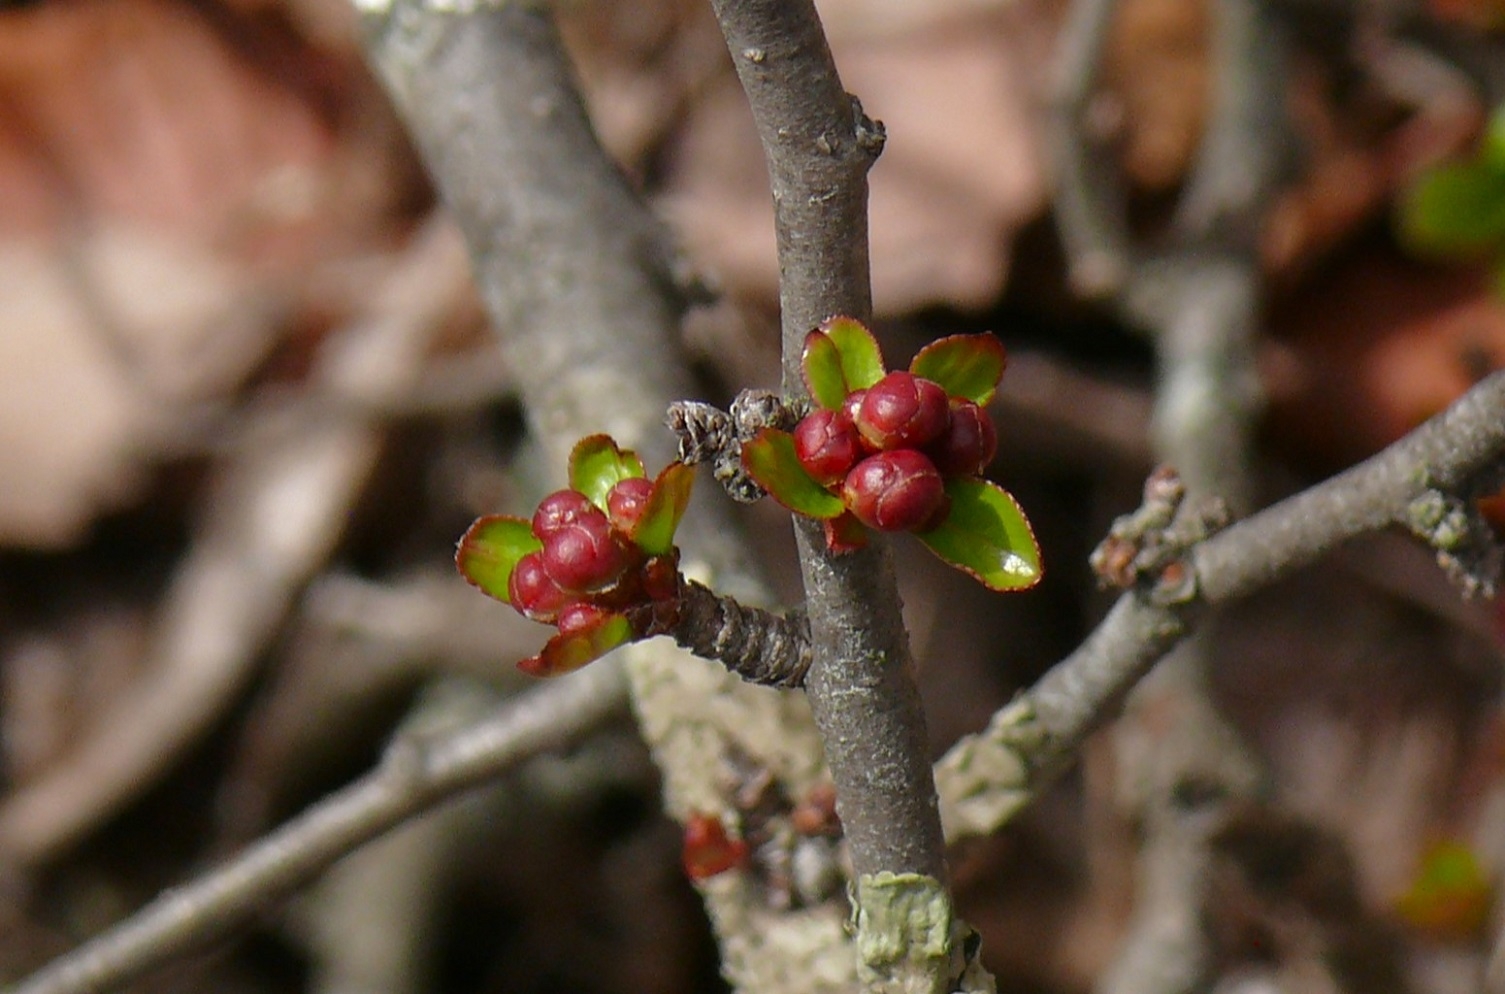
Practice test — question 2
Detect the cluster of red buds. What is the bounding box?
[456,436,692,676]
[739,317,1041,591]
[509,484,677,625]
[793,369,997,534]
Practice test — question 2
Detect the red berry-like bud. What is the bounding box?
[854,372,949,451]
[606,476,655,533]
[842,449,948,532]
[926,399,997,476]
[841,388,868,426]
[682,812,748,881]
[793,409,863,486]
[508,551,576,622]
[532,489,598,539]
[541,512,630,592]
[556,601,612,636]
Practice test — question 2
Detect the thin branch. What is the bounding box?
[673,579,811,688]
[1050,0,1132,298]
[1053,0,1292,986]
[706,2,963,991]
[3,662,629,994]
[936,369,1505,840]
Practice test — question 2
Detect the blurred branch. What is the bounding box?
[0,218,471,868]
[1050,0,1292,987]
[1051,0,1132,299]
[3,661,629,994]
[705,2,974,992]
[937,368,1505,837]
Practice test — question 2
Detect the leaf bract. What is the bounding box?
[741,429,845,519]
[909,334,1008,405]
[570,435,647,509]
[455,515,541,603]
[518,612,634,677]
[916,478,1041,591]
[631,462,695,555]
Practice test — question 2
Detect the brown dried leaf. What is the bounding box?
[660,12,1049,315]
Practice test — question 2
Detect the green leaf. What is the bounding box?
[916,478,1041,591]
[631,462,695,555]
[740,429,846,519]
[1399,160,1505,257]
[909,334,1008,405]
[802,318,887,409]
[821,316,886,392]
[455,515,541,603]
[570,435,647,509]
[518,612,634,677]
[802,331,850,410]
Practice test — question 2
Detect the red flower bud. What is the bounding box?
[926,398,997,476]
[841,388,868,427]
[532,489,599,539]
[793,409,863,486]
[682,812,748,881]
[842,449,948,532]
[541,512,630,592]
[556,601,612,636]
[606,476,655,533]
[854,372,949,451]
[508,551,576,622]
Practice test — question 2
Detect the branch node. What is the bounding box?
[1091,465,1229,596]
[849,95,886,156]
[666,391,802,504]
[1405,489,1503,597]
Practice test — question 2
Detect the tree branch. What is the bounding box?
[705,3,965,991]
[937,369,1505,839]
[673,579,811,688]
[3,662,629,994]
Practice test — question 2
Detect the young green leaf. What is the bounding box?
[631,461,695,556]
[456,515,542,603]
[741,429,846,519]
[909,334,1008,405]
[916,478,1041,591]
[1399,160,1505,257]
[820,316,886,393]
[802,330,850,411]
[570,435,647,509]
[517,612,635,677]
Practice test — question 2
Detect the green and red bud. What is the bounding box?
[842,449,948,532]
[926,398,997,476]
[606,476,656,534]
[541,508,630,592]
[854,371,950,451]
[508,551,577,622]
[793,408,864,486]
